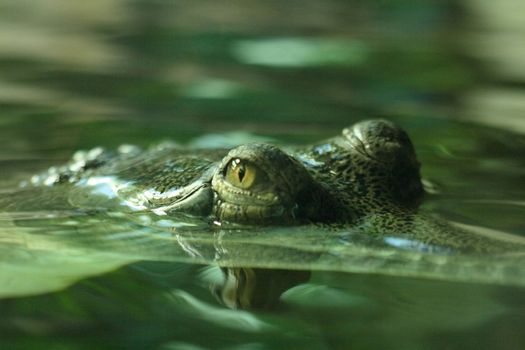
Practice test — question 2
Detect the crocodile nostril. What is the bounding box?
[343,119,405,142]
[342,119,416,161]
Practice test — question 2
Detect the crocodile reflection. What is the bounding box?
[212,267,310,309]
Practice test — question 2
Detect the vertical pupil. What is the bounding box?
[237,164,246,182]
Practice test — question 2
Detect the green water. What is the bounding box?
[1,1,525,349]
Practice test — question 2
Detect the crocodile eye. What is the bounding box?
[225,158,258,189]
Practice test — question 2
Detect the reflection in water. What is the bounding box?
[1,0,525,349]
[212,267,310,309]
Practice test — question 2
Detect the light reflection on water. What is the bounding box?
[1,1,525,349]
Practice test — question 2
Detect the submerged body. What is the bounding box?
[26,119,522,253]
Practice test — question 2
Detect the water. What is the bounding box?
[1,1,525,349]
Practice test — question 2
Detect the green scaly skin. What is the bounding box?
[29,119,523,253]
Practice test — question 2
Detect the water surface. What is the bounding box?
[1,1,525,349]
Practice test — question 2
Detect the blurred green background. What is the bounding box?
[1,0,524,155]
[1,1,525,350]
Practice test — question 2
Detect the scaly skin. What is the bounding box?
[29,119,522,253]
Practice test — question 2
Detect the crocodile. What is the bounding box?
[25,119,522,253]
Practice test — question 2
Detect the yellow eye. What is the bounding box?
[225,159,257,189]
